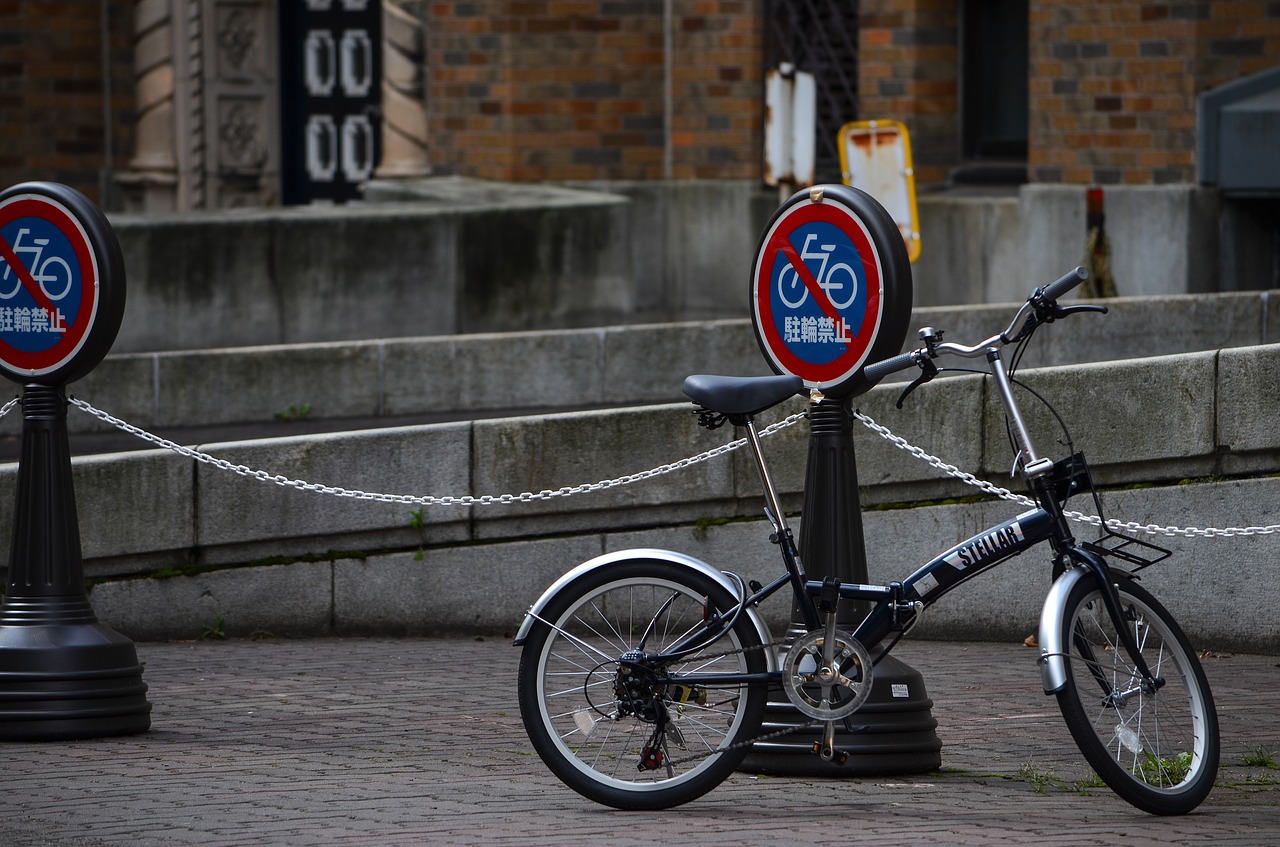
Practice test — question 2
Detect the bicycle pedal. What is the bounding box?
[809,742,850,766]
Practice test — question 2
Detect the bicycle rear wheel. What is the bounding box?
[517,559,768,809]
[1053,572,1218,815]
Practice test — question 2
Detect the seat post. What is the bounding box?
[742,417,790,534]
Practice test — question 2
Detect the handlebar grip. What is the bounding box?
[1041,266,1089,301]
[863,350,922,382]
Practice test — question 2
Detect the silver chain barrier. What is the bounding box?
[0,396,1269,538]
[850,408,1280,539]
[63,396,804,507]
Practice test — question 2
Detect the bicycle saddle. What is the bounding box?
[682,374,804,417]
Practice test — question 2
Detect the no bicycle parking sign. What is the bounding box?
[751,185,912,399]
[0,183,125,385]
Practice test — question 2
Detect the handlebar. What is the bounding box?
[862,267,1099,381]
[1041,266,1089,302]
[863,350,924,382]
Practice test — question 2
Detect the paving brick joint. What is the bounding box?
[1,638,1277,846]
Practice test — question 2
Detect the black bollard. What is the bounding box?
[744,183,936,774]
[741,396,940,775]
[0,182,147,740]
[0,384,151,740]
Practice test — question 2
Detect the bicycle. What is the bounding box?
[514,267,1220,815]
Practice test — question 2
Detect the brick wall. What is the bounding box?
[1029,0,1280,185]
[424,1,762,181]
[0,0,135,206]
[4,0,1278,205]
[857,0,960,186]
[669,2,761,179]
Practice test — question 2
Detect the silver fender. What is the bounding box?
[512,548,777,672]
[1037,565,1094,694]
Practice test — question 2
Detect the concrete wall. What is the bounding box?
[914,185,1226,305]
[0,343,1274,650]
[104,178,1257,353]
[109,179,636,351]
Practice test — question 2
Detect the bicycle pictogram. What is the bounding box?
[776,232,859,310]
[0,227,73,302]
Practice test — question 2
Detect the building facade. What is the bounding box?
[0,1,1277,210]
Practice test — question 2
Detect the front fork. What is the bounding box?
[1038,546,1163,695]
[1071,547,1163,689]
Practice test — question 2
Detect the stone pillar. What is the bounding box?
[202,0,279,207]
[120,0,279,211]
[375,1,431,179]
[117,0,182,211]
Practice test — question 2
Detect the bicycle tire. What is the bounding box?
[1052,571,1219,815]
[517,558,768,810]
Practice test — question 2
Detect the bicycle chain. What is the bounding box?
[664,716,827,767]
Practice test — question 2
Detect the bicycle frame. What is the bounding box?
[643,344,1162,701]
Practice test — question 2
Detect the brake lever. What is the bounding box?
[895,357,939,409]
[1008,300,1107,342]
[1049,303,1109,320]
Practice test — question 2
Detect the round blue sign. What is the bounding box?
[752,194,885,391]
[765,218,875,368]
[750,185,913,398]
[0,183,125,385]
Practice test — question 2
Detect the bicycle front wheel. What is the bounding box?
[517,559,768,809]
[1053,573,1219,815]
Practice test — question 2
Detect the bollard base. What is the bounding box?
[0,597,151,741]
[739,654,941,776]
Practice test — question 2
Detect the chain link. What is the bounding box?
[850,408,1280,539]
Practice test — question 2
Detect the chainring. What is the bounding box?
[781,628,874,720]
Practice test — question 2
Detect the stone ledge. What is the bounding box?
[40,290,1279,447]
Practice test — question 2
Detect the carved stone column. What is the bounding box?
[375,0,431,179]
[117,0,184,211]
[120,0,278,211]
[203,0,279,207]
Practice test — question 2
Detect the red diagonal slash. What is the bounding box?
[0,234,59,317]
[772,232,842,325]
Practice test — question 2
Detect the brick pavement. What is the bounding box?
[0,638,1277,846]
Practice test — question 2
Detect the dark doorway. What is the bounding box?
[958,0,1028,183]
